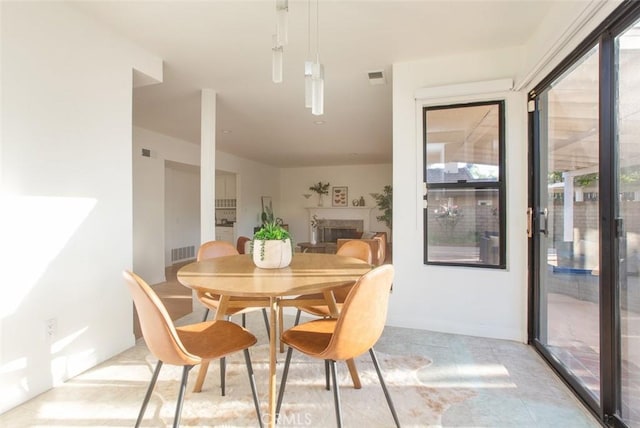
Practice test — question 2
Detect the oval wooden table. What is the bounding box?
[177,252,372,428]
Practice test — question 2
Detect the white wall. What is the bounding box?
[0,2,161,413]
[133,128,281,283]
[279,165,392,245]
[391,47,529,342]
[388,0,625,342]
[133,148,165,284]
[215,151,281,239]
[164,163,200,266]
[133,127,201,284]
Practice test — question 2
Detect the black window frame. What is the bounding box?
[422,100,507,269]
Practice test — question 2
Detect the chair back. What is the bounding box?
[197,240,239,261]
[336,240,372,264]
[372,232,387,266]
[236,236,251,254]
[321,264,394,361]
[123,271,199,366]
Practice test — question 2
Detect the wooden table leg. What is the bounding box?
[346,359,362,389]
[193,295,230,393]
[278,305,284,353]
[268,297,278,427]
[323,291,361,389]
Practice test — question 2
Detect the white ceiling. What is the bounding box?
[73,0,556,167]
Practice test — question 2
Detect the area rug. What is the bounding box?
[130,343,475,427]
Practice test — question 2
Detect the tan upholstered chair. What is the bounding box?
[336,231,387,266]
[275,265,400,427]
[236,235,251,254]
[292,240,373,321]
[195,240,270,395]
[123,271,263,428]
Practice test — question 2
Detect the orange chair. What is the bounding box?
[195,240,270,395]
[123,271,263,428]
[276,265,400,427]
[336,231,387,266]
[293,240,372,321]
[236,235,251,254]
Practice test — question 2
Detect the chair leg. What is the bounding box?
[275,347,294,418]
[262,308,271,339]
[369,348,401,428]
[242,313,246,327]
[202,308,210,322]
[329,360,343,428]
[220,357,226,396]
[325,360,330,390]
[243,349,264,428]
[172,365,193,428]
[294,309,301,326]
[135,360,163,428]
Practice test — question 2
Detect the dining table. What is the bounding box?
[176,252,372,427]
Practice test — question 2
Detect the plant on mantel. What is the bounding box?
[309,181,330,206]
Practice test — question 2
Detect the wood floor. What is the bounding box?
[133,261,194,339]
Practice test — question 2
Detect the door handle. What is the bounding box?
[527,208,533,238]
[539,208,549,236]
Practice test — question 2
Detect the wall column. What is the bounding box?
[201,89,216,243]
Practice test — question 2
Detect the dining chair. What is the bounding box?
[278,240,373,388]
[292,240,372,323]
[275,264,400,428]
[236,235,251,254]
[196,240,270,396]
[123,271,263,428]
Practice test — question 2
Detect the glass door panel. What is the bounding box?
[537,46,601,401]
[616,18,640,427]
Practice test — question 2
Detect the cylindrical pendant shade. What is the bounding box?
[311,62,324,115]
[311,78,324,115]
[276,9,288,46]
[304,61,313,108]
[272,45,283,83]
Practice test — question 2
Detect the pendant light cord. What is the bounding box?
[307,0,311,57]
[316,0,320,62]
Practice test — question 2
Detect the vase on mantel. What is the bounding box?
[310,228,317,245]
[317,193,324,207]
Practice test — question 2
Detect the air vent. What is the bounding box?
[141,148,151,157]
[171,245,195,262]
[367,70,386,85]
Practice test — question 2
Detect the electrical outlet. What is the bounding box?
[46,318,57,338]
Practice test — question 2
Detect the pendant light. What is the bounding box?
[272,35,283,84]
[272,0,287,84]
[304,0,313,108]
[276,0,288,46]
[311,0,324,115]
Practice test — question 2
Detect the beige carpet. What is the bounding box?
[122,341,474,427]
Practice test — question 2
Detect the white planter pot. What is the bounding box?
[252,238,292,269]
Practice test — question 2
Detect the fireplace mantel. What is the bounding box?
[305,206,374,232]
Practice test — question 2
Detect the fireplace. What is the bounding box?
[318,219,363,243]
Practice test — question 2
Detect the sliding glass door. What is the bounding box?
[616,17,640,427]
[530,4,640,426]
[534,45,602,403]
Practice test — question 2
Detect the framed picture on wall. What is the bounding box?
[332,186,348,207]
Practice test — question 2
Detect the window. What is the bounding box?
[423,101,506,268]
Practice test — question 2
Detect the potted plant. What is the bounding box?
[251,205,293,269]
[309,181,330,206]
[372,185,392,239]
